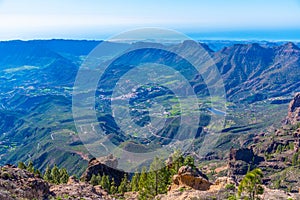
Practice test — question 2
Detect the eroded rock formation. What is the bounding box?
[170,165,211,191]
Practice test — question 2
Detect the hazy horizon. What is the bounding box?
[1,0,300,41]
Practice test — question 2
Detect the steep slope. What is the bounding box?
[214,42,300,102]
[0,40,86,175]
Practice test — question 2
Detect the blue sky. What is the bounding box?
[0,0,300,40]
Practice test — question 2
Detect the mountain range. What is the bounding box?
[0,39,299,175]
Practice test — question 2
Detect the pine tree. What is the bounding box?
[59,168,69,184]
[27,160,34,173]
[18,161,27,170]
[138,167,149,200]
[131,172,140,192]
[118,174,129,194]
[110,178,118,194]
[44,165,52,182]
[184,155,195,169]
[238,168,264,200]
[35,169,42,177]
[90,174,101,186]
[101,174,110,191]
[51,164,60,184]
[138,167,148,192]
[170,150,184,176]
[148,157,169,197]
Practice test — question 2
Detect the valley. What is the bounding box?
[0,39,299,178]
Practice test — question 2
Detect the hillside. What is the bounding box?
[0,39,299,176]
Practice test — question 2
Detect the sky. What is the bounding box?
[0,0,300,40]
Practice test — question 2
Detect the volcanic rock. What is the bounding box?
[170,165,211,191]
[0,165,50,200]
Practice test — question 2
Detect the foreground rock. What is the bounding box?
[0,164,111,200]
[160,165,236,200]
[258,186,300,200]
[50,177,111,200]
[155,189,228,200]
[81,155,127,186]
[0,164,49,200]
[170,166,211,191]
[156,186,300,200]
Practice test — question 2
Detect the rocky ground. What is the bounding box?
[1,161,299,200]
[0,165,111,200]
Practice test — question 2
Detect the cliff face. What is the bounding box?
[286,93,300,125]
[227,147,264,182]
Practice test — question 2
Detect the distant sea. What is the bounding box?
[187,29,300,42]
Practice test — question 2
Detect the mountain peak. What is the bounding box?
[282,42,300,50]
[275,42,300,53]
[180,40,214,53]
[220,42,269,56]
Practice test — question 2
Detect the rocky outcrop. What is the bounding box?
[81,155,126,186]
[213,177,235,189]
[158,176,235,200]
[0,164,50,200]
[286,93,300,125]
[0,164,112,200]
[50,179,111,200]
[96,154,118,168]
[170,166,211,191]
[228,147,264,182]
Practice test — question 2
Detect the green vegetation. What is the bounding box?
[48,164,69,184]
[238,168,264,200]
[101,174,111,191]
[110,178,118,194]
[135,153,187,199]
[130,172,140,192]
[90,174,101,186]
[17,161,43,177]
[292,151,299,166]
[225,183,236,191]
[16,161,70,184]
[118,174,129,194]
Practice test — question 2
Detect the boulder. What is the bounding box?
[209,177,236,192]
[170,166,211,191]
